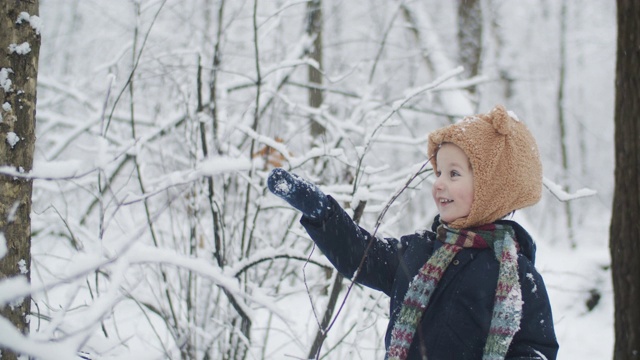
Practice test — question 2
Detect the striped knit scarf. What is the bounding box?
[387,223,523,360]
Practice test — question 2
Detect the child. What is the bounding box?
[267,105,558,359]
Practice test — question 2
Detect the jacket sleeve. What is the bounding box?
[300,195,403,296]
[506,256,559,359]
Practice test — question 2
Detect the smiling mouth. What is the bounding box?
[439,199,453,204]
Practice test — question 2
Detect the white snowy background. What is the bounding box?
[1,1,615,359]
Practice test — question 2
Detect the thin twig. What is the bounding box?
[322,156,435,350]
[303,245,323,331]
[368,2,404,84]
[307,200,366,359]
[103,0,168,135]
[352,67,463,192]
[235,253,332,278]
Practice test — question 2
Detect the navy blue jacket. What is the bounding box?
[301,196,558,359]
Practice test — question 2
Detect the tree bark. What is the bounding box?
[306,0,325,137]
[610,0,640,358]
[0,1,40,359]
[557,0,575,247]
[457,0,482,90]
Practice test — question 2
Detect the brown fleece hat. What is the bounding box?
[427,105,542,229]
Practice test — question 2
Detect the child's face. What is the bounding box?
[431,143,474,224]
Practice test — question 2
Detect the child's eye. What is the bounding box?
[435,170,441,177]
[450,170,460,177]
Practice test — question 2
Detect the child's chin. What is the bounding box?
[440,214,462,224]
[440,216,455,223]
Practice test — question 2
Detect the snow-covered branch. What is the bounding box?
[543,177,597,202]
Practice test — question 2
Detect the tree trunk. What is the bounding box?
[610,0,640,358]
[556,0,575,247]
[457,0,482,93]
[306,0,325,137]
[399,2,474,118]
[0,1,40,359]
[487,0,514,101]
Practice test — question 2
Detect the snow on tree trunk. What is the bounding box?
[0,1,40,359]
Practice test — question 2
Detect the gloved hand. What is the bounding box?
[267,168,330,221]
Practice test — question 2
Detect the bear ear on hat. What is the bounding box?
[429,128,445,145]
[486,105,513,136]
[428,129,445,156]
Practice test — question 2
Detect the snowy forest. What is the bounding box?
[0,0,619,359]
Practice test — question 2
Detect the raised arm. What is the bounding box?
[267,168,403,295]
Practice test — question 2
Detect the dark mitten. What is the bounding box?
[267,168,330,221]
